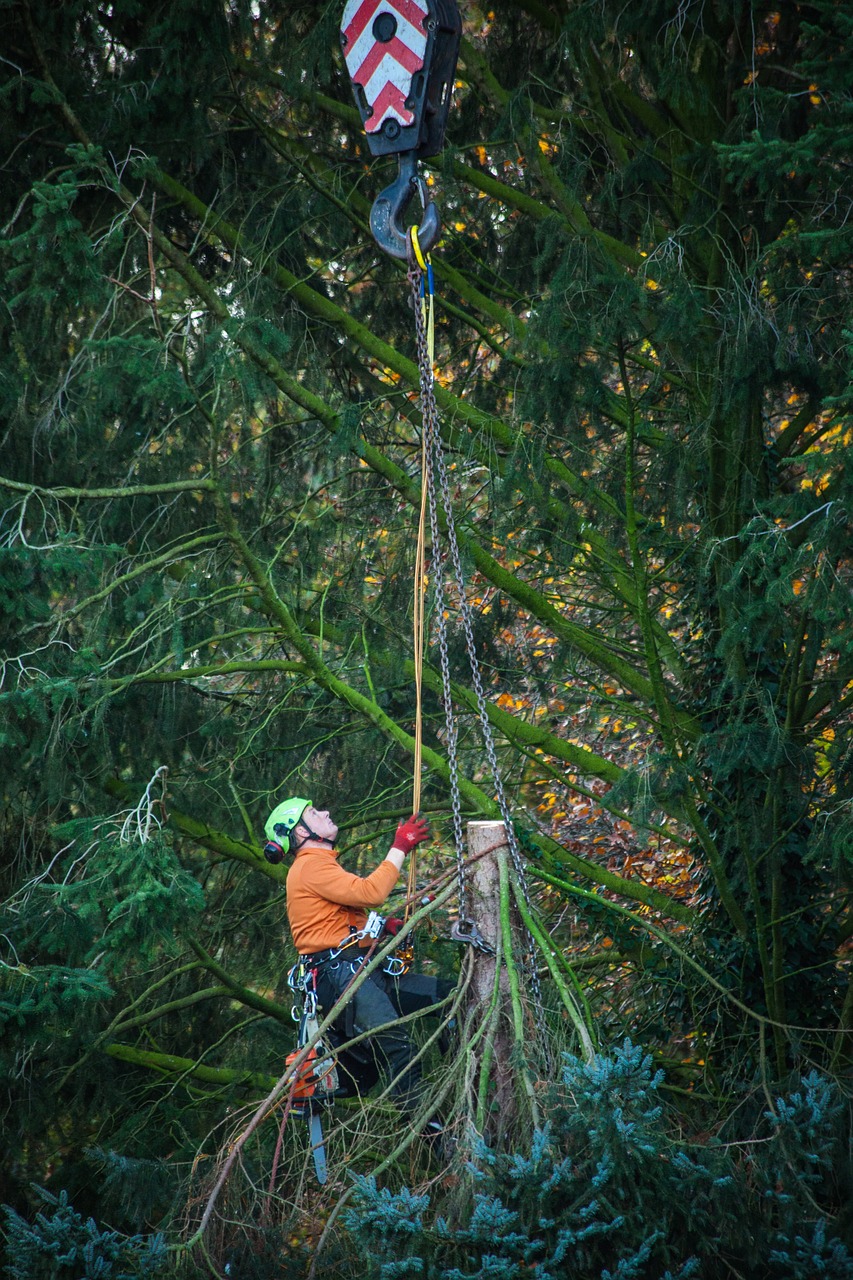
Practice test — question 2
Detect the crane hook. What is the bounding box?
[369,151,440,262]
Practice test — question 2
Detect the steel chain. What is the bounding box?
[407,262,551,1069]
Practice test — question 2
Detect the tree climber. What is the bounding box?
[264,797,453,1118]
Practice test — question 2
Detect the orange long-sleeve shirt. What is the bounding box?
[285,842,400,954]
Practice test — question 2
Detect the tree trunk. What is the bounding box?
[463,820,518,1137]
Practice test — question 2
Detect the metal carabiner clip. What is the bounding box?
[369,151,441,262]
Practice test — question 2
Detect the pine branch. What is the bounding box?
[119,659,309,685]
[105,1042,277,1093]
[48,533,224,628]
[186,940,293,1026]
[528,868,780,1027]
[102,777,278,875]
[0,475,215,499]
[509,874,597,1059]
[109,985,233,1033]
[96,168,680,711]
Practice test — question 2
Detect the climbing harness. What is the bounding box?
[340,0,461,259]
[284,965,339,1184]
[294,912,411,977]
[283,910,415,1182]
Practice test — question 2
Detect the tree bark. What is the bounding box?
[464,820,519,1137]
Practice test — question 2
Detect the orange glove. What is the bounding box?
[393,815,430,854]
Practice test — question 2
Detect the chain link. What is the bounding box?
[407,261,551,1069]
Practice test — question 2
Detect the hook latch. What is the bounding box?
[369,151,440,261]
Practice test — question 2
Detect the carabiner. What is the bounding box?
[369,151,441,262]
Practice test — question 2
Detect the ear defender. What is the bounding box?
[264,819,297,864]
[262,798,312,862]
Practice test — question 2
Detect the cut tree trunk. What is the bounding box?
[464,820,518,1136]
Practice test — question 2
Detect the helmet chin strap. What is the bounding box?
[295,818,334,849]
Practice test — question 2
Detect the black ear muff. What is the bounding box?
[263,840,285,865]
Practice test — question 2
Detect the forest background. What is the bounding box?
[1,1,853,1277]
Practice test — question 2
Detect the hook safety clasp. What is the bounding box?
[369,152,440,262]
[450,918,496,956]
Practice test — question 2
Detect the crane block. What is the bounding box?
[341,0,461,158]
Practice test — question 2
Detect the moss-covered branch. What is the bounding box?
[187,940,294,1026]
[105,1042,277,1094]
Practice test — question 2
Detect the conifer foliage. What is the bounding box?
[2,1186,167,1280]
[1,0,853,1274]
[347,1043,853,1280]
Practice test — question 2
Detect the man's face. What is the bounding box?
[301,806,338,844]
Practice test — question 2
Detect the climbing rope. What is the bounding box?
[406,235,552,1070]
[408,229,434,921]
[409,409,428,919]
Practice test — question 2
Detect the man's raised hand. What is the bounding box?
[393,815,430,854]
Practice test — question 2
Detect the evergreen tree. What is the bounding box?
[2,1186,167,1280]
[345,1043,853,1279]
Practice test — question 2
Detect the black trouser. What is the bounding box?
[315,959,453,1106]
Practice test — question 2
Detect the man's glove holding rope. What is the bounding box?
[393,814,430,854]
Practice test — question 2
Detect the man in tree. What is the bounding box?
[264,798,452,1113]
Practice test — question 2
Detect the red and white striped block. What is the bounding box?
[341,0,429,134]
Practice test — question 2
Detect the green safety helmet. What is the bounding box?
[263,796,312,864]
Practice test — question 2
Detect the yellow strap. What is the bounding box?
[409,228,435,365]
[427,281,434,368]
[410,226,428,271]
